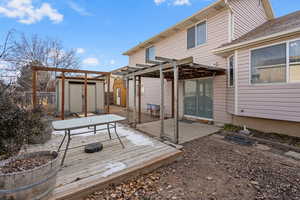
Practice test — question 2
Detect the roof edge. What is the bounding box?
[213,27,300,54]
[123,0,225,56]
[262,0,275,20]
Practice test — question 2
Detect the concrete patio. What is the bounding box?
[137,119,221,144]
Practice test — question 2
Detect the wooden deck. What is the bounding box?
[26,124,182,200]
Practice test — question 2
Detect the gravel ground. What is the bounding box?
[85,135,300,200]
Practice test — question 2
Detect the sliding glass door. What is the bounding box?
[184,78,213,119]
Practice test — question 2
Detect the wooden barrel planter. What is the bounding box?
[0,151,60,200]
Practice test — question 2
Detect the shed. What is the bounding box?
[56,77,105,114]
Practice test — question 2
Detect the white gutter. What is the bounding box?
[213,26,300,54]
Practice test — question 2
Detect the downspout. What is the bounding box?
[234,50,238,116]
[224,0,234,43]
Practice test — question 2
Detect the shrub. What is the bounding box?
[0,84,26,158]
[223,124,242,132]
[0,83,49,159]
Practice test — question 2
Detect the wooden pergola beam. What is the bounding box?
[155,56,177,63]
[146,60,163,65]
[124,56,193,78]
[56,76,105,81]
[136,64,152,68]
[31,66,109,75]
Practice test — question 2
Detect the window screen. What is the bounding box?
[197,22,207,45]
[187,26,196,49]
[229,55,234,86]
[146,46,155,62]
[251,43,286,84]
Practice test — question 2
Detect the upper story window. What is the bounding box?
[228,55,235,87]
[187,21,207,49]
[146,46,155,63]
[251,39,300,84]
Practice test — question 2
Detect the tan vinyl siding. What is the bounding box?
[214,75,232,123]
[227,87,235,114]
[128,78,173,116]
[229,0,268,40]
[237,47,300,122]
[129,9,229,68]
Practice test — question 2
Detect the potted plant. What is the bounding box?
[0,83,59,200]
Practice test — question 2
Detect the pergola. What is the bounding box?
[119,56,225,144]
[31,66,110,120]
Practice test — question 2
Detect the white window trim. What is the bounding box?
[187,20,207,50]
[249,37,300,85]
[228,10,235,42]
[227,54,235,88]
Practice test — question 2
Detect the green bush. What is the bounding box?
[223,124,243,132]
[0,83,49,159]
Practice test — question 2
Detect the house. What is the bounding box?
[122,0,300,137]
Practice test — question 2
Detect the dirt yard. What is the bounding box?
[85,135,300,200]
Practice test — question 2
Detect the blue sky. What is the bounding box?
[0,0,299,72]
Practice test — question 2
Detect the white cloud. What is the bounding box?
[76,48,85,54]
[154,0,166,5]
[83,57,99,66]
[0,0,63,24]
[173,0,191,6]
[109,59,116,65]
[68,1,92,16]
[154,0,191,6]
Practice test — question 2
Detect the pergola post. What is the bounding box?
[126,78,130,123]
[171,79,174,118]
[84,73,88,117]
[32,69,37,108]
[173,62,179,144]
[61,73,65,120]
[107,74,111,113]
[133,75,137,127]
[138,76,142,124]
[160,65,165,139]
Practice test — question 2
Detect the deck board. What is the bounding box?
[26,124,181,200]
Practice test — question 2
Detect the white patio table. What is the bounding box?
[52,114,126,166]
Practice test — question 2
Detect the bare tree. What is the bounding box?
[7,33,80,70]
[0,30,14,60]
[5,33,81,91]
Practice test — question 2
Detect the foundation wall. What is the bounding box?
[233,116,300,138]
